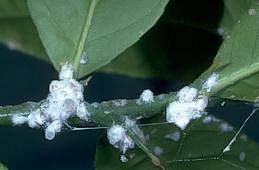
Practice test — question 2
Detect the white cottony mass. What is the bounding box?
[12,63,91,140]
[202,72,219,92]
[166,96,208,130]
[177,86,198,102]
[107,117,144,159]
[11,113,28,125]
[107,125,135,154]
[166,73,219,130]
[137,89,154,104]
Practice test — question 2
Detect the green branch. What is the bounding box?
[0,93,175,127]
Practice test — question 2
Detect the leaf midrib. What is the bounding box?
[73,0,98,77]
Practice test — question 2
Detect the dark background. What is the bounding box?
[0,0,258,169]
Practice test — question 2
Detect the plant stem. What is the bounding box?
[0,93,175,127]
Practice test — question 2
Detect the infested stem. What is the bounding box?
[0,93,175,127]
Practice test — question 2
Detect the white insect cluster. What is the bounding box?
[217,27,225,37]
[12,113,28,125]
[202,115,219,124]
[137,89,154,104]
[80,51,88,64]
[202,72,219,92]
[219,122,233,133]
[248,8,256,16]
[107,124,134,154]
[153,146,164,156]
[107,117,144,161]
[166,73,219,130]
[164,130,181,142]
[120,155,128,163]
[12,63,91,140]
[112,99,127,107]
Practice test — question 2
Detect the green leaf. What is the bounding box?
[161,0,251,38]
[194,0,259,102]
[218,0,253,37]
[224,0,252,21]
[0,0,28,16]
[0,163,8,170]
[98,37,203,82]
[95,117,259,169]
[98,31,175,80]
[99,23,216,82]
[0,0,48,61]
[27,0,169,78]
